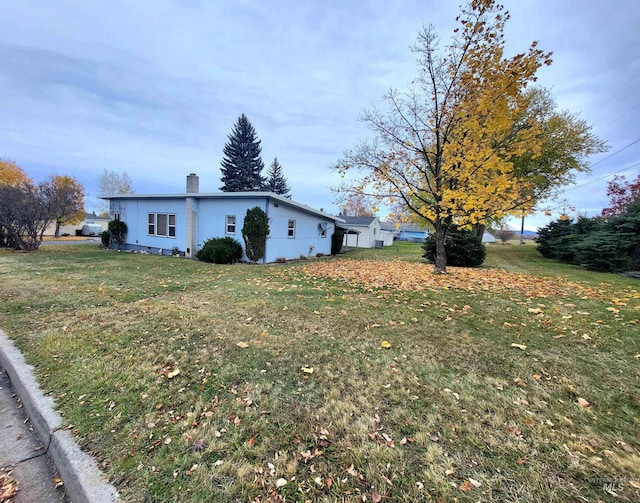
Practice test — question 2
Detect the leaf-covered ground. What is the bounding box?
[0,243,638,502]
[294,258,640,302]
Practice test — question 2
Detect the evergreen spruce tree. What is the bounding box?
[220,114,265,191]
[264,157,291,197]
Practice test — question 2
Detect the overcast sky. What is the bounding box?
[1,1,638,229]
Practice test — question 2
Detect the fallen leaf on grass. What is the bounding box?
[236,341,249,348]
[276,478,287,488]
[460,480,473,491]
[629,480,640,489]
[511,343,527,350]
[301,366,314,374]
[371,491,382,503]
[577,398,591,408]
[380,340,392,349]
[513,377,526,388]
[167,368,180,379]
[617,441,634,453]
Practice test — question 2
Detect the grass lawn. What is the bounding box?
[0,242,638,502]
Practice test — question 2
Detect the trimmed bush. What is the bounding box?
[100,230,111,248]
[422,226,486,267]
[331,230,344,255]
[196,237,243,264]
[242,206,269,263]
[107,220,127,250]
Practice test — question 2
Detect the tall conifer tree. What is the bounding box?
[220,114,265,191]
[264,157,291,197]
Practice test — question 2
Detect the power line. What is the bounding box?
[587,137,640,169]
[563,160,640,192]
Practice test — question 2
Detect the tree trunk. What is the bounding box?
[55,220,61,238]
[433,221,447,273]
[472,223,485,238]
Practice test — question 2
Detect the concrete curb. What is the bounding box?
[0,329,119,503]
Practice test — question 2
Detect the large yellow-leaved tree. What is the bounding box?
[337,0,553,272]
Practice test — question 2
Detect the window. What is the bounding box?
[113,213,121,221]
[148,213,176,238]
[226,215,236,234]
[168,214,176,237]
[288,219,295,238]
[157,213,167,236]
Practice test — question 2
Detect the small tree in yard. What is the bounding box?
[423,226,486,267]
[108,220,127,250]
[242,206,270,263]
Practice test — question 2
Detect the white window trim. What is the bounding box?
[287,219,296,238]
[226,215,236,235]
[147,212,177,238]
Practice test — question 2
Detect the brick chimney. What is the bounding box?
[186,173,199,193]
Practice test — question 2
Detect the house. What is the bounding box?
[101,174,344,263]
[340,216,394,248]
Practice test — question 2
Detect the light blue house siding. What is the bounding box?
[104,186,342,263]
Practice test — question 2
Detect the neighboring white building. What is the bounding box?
[44,212,109,236]
[341,216,394,248]
[100,174,344,263]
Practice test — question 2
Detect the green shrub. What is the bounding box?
[536,201,640,272]
[574,232,634,272]
[107,220,127,250]
[331,230,344,255]
[241,206,269,263]
[196,237,243,264]
[100,230,111,248]
[422,226,486,267]
[535,219,574,260]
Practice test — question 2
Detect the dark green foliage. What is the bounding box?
[536,200,640,272]
[423,226,486,267]
[220,114,265,192]
[573,233,634,272]
[107,220,127,250]
[196,237,243,264]
[331,230,344,255]
[242,206,269,263]
[264,158,291,197]
[100,230,111,248]
[535,219,574,260]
